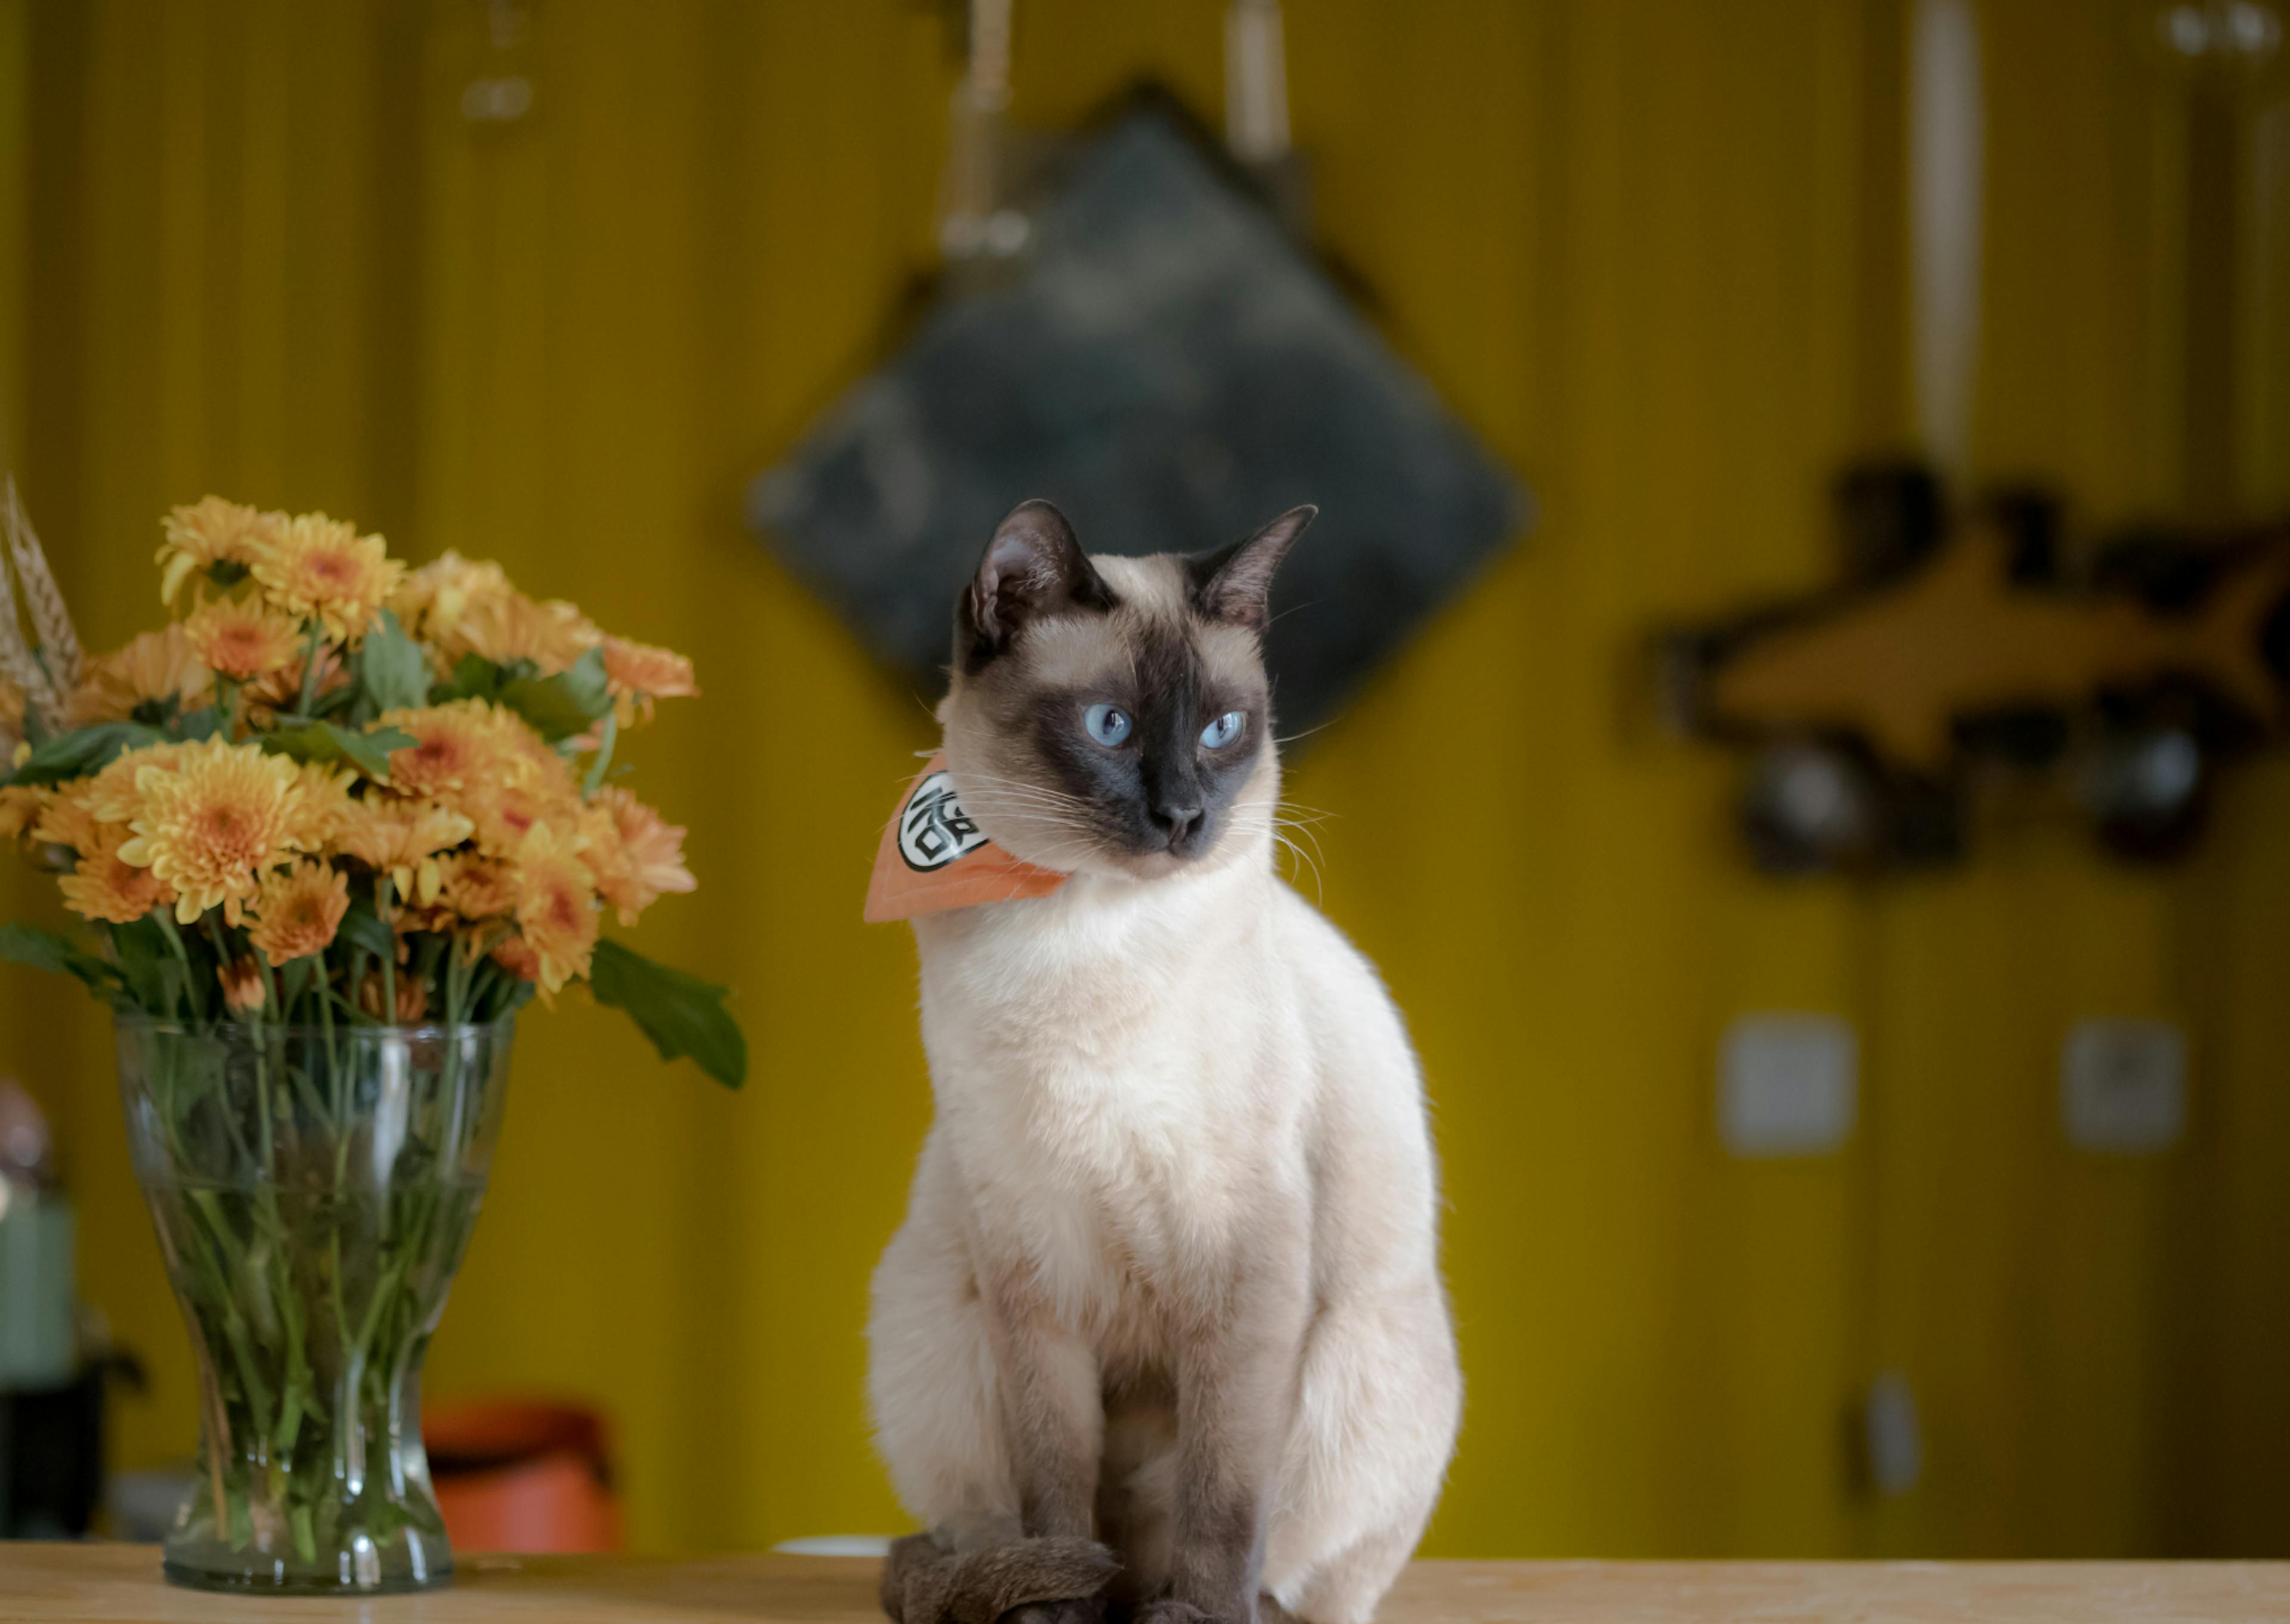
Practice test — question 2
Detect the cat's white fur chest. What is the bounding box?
[912,862,1308,1330]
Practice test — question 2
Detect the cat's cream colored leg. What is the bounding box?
[867,1139,1017,1541]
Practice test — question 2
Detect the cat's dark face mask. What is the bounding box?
[939,500,1314,879]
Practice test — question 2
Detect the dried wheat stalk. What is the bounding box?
[4,477,81,689]
[0,476,78,735]
[0,553,57,731]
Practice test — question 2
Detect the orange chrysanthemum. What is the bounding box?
[59,827,174,925]
[246,859,350,966]
[510,822,598,999]
[491,932,541,985]
[250,513,404,644]
[379,700,509,801]
[470,780,576,863]
[241,645,354,726]
[159,497,280,605]
[602,636,697,726]
[185,597,304,681]
[441,853,518,922]
[117,739,308,924]
[333,796,475,904]
[218,957,268,1014]
[356,971,429,1024]
[67,625,215,726]
[583,787,694,924]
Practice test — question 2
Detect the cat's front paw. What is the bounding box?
[882,1533,1120,1624]
[955,1536,1120,1624]
[1131,1600,1221,1624]
[1000,1600,1106,1624]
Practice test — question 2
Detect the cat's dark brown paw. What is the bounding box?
[1131,1600,1218,1624]
[882,1532,1121,1624]
[999,1600,1107,1624]
[883,1532,958,1624]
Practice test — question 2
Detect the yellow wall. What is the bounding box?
[2,0,2287,1559]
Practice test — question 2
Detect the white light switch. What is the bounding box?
[2060,1019,2186,1154]
[1718,1014,1857,1157]
[1864,1371,1923,1496]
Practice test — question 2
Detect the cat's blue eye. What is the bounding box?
[1084,703,1132,747]
[1200,711,1245,749]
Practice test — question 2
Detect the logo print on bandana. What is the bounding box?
[898,771,989,872]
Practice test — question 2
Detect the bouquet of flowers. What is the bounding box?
[0,485,741,1081]
[0,482,741,1591]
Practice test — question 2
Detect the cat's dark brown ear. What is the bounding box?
[957,500,1115,672]
[1189,505,1317,631]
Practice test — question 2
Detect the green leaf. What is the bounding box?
[336,896,397,961]
[589,938,747,1088]
[0,922,128,1007]
[108,917,172,1009]
[259,721,417,782]
[0,922,106,980]
[358,609,430,715]
[432,653,527,705]
[172,704,227,742]
[5,721,168,788]
[496,646,612,743]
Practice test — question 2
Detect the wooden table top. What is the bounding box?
[4,1547,2288,1623]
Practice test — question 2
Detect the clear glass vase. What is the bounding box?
[115,1015,513,1595]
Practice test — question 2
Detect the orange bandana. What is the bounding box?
[864,754,1069,923]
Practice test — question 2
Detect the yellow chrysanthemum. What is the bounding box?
[602,636,698,726]
[395,553,598,675]
[472,594,598,675]
[246,859,350,966]
[0,785,45,843]
[583,787,695,925]
[510,822,598,999]
[389,551,513,636]
[117,738,308,925]
[185,596,304,681]
[218,957,267,1014]
[59,826,175,925]
[285,762,357,850]
[80,741,186,825]
[332,796,475,904]
[67,625,215,726]
[158,497,280,605]
[29,788,103,854]
[250,512,404,644]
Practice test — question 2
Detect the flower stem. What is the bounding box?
[293,623,326,718]
[583,709,618,796]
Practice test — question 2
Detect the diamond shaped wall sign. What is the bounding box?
[747,100,1528,735]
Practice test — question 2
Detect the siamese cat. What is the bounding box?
[868,501,1460,1624]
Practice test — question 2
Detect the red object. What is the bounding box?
[424,1400,623,1554]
